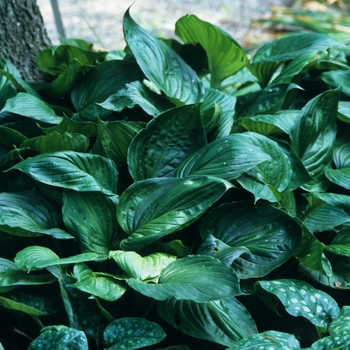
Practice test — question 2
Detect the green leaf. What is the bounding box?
[104,318,166,350]
[118,176,232,251]
[0,191,73,239]
[127,255,242,302]
[62,191,120,255]
[28,326,88,350]
[176,133,271,181]
[321,70,350,96]
[256,279,340,328]
[337,101,350,123]
[326,167,350,190]
[99,80,170,117]
[69,263,126,301]
[325,227,350,258]
[36,45,107,75]
[333,137,350,168]
[0,93,62,125]
[311,306,350,349]
[10,151,118,195]
[158,297,257,346]
[71,60,143,121]
[302,195,350,233]
[109,250,176,282]
[250,32,345,86]
[21,132,89,153]
[91,118,145,167]
[199,201,302,278]
[226,330,300,350]
[123,9,204,104]
[14,246,99,272]
[291,88,340,191]
[235,83,300,120]
[175,14,247,88]
[0,258,55,290]
[128,104,206,181]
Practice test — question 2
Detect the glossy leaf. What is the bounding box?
[337,101,350,123]
[10,151,118,195]
[158,297,257,346]
[118,176,232,251]
[62,191,120,255]
[28,326,88,350]
[123,9,204,104]
[291,88,340,191]
[127,255,242,302]
[128,104,206,181]
[100,80,170,117]
[256,279,340,328]
[199,201,302,278]
[92,118,145,167]
[71,60,143,121]
[175,14,247,88]
[326,167,350,190]
[176,133,270,181]
[69,263,126,301]
[0,93,62,125]
[104,318,166,350]
[14,246,99,272]
[311,306,350,349]
[227,330,300,350]
[321,70,350,96]
[21,132,89,153]
[325,227,350,258]
[109,250,176,282]
[0,191,73,239]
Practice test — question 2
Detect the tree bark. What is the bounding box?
[0,0,52,82]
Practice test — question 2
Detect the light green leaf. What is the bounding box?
[128,104,206,181]
[226,330,300,350]
[0,191,73,239]
[118,176,232,251]
[326,167,350,190]
[28,326,88,350]
[10,151,118,195]
[199,201,302,278]
[256,279,340,328]
[14,246,99,272]
[21,132,89,153]
[63,191,120,255]
[127,255,242,302]
[321,69,350,96]
[69,263,126,301]
[337,101,350,123]
[175,14,247,88]
[123,9,204,104]
[325,227,350,258]
[0,93,62,125]
[158,297,257,346]
[291,88,340,191]
[176,133,270,181]
[104,318,166,350]
[109,251,176,282]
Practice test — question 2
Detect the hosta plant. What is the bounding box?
[2,6,350,350]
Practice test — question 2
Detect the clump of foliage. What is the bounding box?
[2,6,350,350]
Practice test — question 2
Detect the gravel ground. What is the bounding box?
[36,0,293,50]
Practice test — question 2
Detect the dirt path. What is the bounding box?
[36,0,293,50]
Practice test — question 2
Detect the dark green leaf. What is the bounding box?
[176,133,270,181]
[158,297,257,346]
[123,9,204,104]
[175,14,247,88]
[28,326,88,350]
[127,255,242,302]
[10,151,118,195]
[128,104,206,181]
[118,176,232,251]
[0,191,73,238]
[0,93,62,125]
[62,191,120,255]
[256,279,340,328]
[199,201,302,278]
[104,318,166,350]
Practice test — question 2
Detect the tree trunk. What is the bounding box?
[0,0,52,82]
